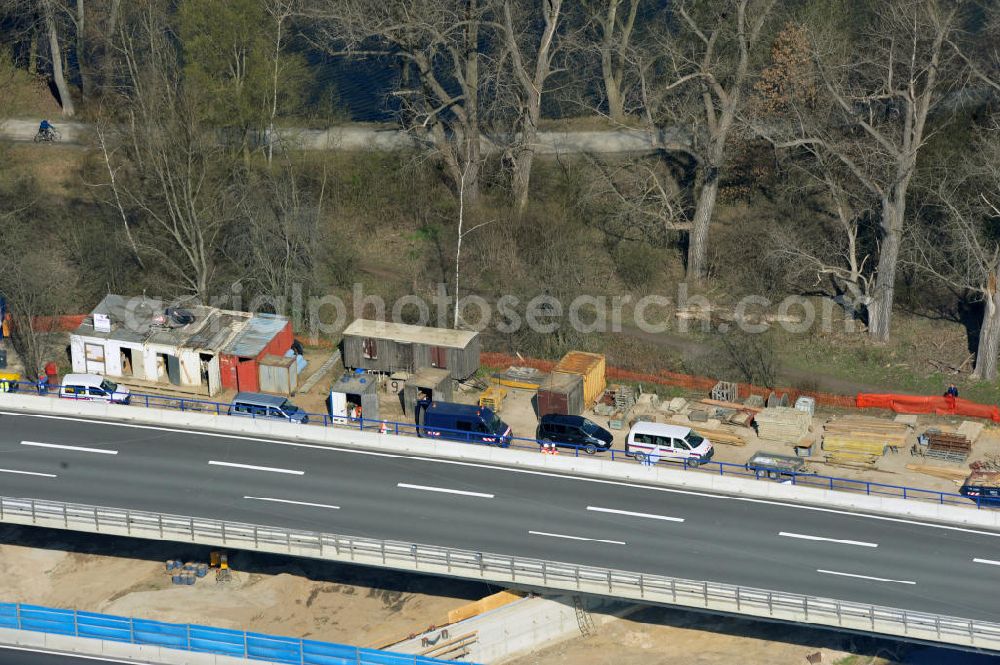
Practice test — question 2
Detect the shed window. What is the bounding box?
[362,338,378,360]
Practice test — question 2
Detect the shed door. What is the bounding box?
[236,358,258,392]
[84,343,105,375]
[430,346,448,369]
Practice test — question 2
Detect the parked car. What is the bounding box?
[419,401,511,447]
[59,373,131,404]
[228,392,309,424]
[536,414,613,454]
[625,422,714,466]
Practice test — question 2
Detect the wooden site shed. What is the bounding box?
[403,366,454,416]
[537,372,584,417]
[342,319,480,380]
[553,351,606,408]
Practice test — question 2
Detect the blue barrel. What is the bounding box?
[183,562,196,572]
[184,574,196,585]
[171,573,183,585]
[196,564,208,578]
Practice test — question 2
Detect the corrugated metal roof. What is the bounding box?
[223,313,289,358]
[342,319,477,348]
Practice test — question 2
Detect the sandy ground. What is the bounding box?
[506,605,997,665]
[0,525,491,648]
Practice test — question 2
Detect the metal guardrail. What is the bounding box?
[0,382,981,509]
[0,601,453,665]
[0,494,998,651]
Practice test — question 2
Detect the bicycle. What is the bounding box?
[33,129,62,143]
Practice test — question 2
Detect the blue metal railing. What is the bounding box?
[0,601,459,665]
[0,380,981,509]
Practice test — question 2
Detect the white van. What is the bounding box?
[59,374,131,404]
[625,422,714,465]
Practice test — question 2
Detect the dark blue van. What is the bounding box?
[420,402,512,447]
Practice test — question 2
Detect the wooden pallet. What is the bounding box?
[690,426,747,447]
[822,434,888,457]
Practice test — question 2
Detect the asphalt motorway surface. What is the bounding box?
[2,411,1000,624]
[0,645,154,664]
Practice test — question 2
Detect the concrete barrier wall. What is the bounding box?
[1,394,995,531]
[392,595,630,664]
[0,626,262,665]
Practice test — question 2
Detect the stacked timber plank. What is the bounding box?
[691,426,747,447]
[925,431,972,462]
[822,415,909,458]
[825,451,879,468]
[755,407,812,443]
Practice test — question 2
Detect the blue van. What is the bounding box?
[229,392,309,424]
[419,402,512,447]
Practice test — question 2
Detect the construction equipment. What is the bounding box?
[478,386,507,412]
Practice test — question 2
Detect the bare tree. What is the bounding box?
[308,0,489,203]
[771,0,960,341]
[911,130,1000,380]
[264,0,299,164]
[227,163,327,302]
[494,0,564,215]
[577,0,643,124]
[770,147,876,318]
[99,4,237,302]
[638,0,778,281]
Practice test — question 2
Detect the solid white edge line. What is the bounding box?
[529,530,626,545]
[0,468,57,478]
[0,643,143,663]
[208,461,304,475]
[6,411,1000,540]
[816,569,916,585]
[21,440,118,455]
[587,506,685,522]
[779,531,878,548]
[244,496,340,510]
[972,558,1000,566]
[396,483,494,498]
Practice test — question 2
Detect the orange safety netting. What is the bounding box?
[481,352,858,409]
[855,393,1000,422]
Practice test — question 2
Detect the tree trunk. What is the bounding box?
[686,166,719,281]
[76,0,90,102]
[868,184,908,342]
[462,0,481,204]
[973,274,1000,381]
[44,3,75,117]
[602,59,625,123]
[512,122,536,215]
[29,32,38,75]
